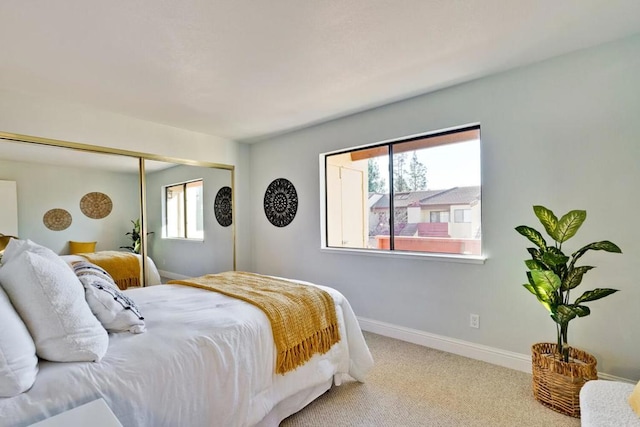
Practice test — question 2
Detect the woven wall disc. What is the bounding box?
[80,192,113,219]
[214,186,233,227]
[263,178,298,227]
[43,208,72,231]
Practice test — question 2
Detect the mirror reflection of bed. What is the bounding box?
[0,137,235,286]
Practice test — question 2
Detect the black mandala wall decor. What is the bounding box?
[263,178,298,227]
[214,186,233,227]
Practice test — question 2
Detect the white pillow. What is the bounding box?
[0,250,108,362]
[0,285,38,397]
[72,261,146,334]
[1,238,60,264]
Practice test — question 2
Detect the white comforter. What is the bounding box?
[0,282,373,427]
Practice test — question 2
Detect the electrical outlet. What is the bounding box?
[470,314,480,329]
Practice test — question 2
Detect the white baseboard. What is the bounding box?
[357,317,633,383]
[157,269,190,280]
[599,372,635,383]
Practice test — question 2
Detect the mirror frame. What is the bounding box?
[0,130,236,284]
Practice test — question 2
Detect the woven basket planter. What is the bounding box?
[531,342,598,418]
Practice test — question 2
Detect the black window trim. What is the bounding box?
[321,122,483,261]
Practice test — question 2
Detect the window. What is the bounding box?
[430,211,449,223]
[322,125,481,256]
[165,179,204,239]
[454,209,472,223]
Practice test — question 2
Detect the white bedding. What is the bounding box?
[0,281,373,426]
[61,253,162,286]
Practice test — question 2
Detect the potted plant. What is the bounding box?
[120,219,153,254]
[515,205,622,417]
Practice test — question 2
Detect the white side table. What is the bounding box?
[29,398,122,427]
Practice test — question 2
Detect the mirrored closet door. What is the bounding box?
[144,159,234,281]
[0,133,235,286]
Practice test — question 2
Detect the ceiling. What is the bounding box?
[1,1,639,143]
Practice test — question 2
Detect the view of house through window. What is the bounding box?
[324,125,481,256]
[165,179,204,239]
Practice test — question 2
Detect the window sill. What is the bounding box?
[319,246,486,264]
[161,237,204,242]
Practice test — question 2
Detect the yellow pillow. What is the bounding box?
[69,241,97,255]
[629,380,640,416]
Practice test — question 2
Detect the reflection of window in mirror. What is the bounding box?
[164,179,203,239]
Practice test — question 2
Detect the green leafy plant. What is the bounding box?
[516,205,622,362]
[120,219,153,254]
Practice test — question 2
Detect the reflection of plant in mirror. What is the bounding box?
[120,219,153,254]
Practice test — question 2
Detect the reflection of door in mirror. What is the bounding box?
[0,179,18,236]
[145,160,234,280]
[0,138,141,258]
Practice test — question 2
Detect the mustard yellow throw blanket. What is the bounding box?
[79,251,140,289]
[169,271,341,374]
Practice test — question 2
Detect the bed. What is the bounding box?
[0,240,374,427]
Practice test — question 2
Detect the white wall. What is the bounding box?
[0,158,139,254]
[248,34,640,379]
[0,89,252,270]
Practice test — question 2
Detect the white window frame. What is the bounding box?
[454,208,472,223]
[319,123,485,264]
[430,211,450,223]
[163,178,204,241]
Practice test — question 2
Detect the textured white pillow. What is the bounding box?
[1,238,59,264]
[0,250,108,362]
[72,261,146,334]
[0,285,38,397]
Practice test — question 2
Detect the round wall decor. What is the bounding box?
[214,186,233,227]
[263,178,298,227]
[43,208,72,231]
[80,192,113,219]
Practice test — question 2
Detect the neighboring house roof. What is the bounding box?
[369,193,389,209]
[370,189,447,209]
[419,186,481,207]
[369,186,480,209]
[368,193,384,209]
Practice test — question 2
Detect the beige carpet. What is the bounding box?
[281,332,581,426]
